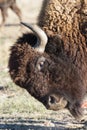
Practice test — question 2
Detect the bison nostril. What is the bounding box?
[49,95,56,104]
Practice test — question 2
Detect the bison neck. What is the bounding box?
[38,0,87,88]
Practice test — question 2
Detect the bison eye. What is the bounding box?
[39,61,44,67]
[49,95,56,104]
[36,56,46,71]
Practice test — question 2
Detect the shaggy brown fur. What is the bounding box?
[9,0,87,119]
[0,0,21,26]
[38,0,87,94]
[9,33,86,118]
[38,0,87,99]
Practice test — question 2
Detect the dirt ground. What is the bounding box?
[0,0,87,130]
[0,109,87,130]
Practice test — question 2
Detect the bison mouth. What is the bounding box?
[41,94,84,119]
[41,94,68,111]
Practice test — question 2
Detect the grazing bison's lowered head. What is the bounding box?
[9,23,86,119]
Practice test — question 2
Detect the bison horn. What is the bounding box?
[21,22,48,53]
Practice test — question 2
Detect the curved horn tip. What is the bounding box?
[20,22,33,29]
[20,22,48,53]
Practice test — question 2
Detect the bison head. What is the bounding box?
[8,22,86,119]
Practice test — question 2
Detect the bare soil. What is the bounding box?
[0,109,87,130]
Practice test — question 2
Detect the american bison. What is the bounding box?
[8,0,87,119]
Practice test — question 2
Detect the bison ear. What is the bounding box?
[36,56,46,71]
